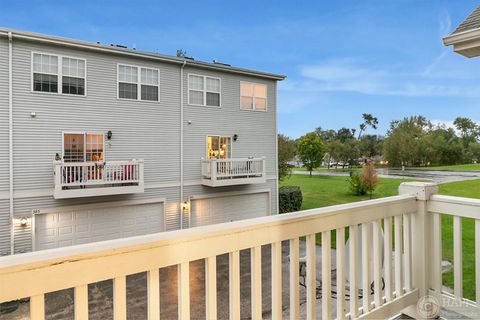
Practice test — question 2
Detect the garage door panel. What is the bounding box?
[191,192,269,227]
[35,202,164,250]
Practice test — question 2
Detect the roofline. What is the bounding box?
[443,26,480,46]
[0,28,286,80]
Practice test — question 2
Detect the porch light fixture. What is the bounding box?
[107,130,113,140]
[182,201,190,213]
[233,134,238,141]
[20,217,28,227]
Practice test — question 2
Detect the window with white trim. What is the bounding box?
[63,132,104,162]
[240,82,267,111]
[32,53,86,95]
[62,57,85,95]
[188,74,220,107]
[118,64,159,101]
[33,53,59,93]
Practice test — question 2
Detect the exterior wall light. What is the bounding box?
[20,217,28,227]
[107,130,113,140]
[233,134,238,141]
[182,201,190,213]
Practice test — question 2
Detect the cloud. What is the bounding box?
[285,59,480,98]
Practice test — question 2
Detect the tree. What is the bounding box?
[358,113,379,139]
[296,132,324,176]
[454,117,479,148]
[362,161,378,199]
[278,134,296,181]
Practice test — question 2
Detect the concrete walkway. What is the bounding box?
[293,168,480,184]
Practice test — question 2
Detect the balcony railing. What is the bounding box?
[201,157,266,187]
[53,159,144,199]
[1,182,480,319]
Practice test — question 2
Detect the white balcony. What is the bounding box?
[201,157,266,187]
[53,159,144,199]
[2,182,480,319]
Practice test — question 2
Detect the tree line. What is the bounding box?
[278,114,480,178]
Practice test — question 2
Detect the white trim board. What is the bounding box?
[25,197,166,216]
[0,176,278,200]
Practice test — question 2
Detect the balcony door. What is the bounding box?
[63,132,104,162]
[207,136,231,160]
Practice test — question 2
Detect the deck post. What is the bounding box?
[398,182,438,317]
[53,160,62,193]
[138,159,145,188]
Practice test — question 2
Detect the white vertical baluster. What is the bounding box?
[394,215,403,298]
[272,241,282,320]
[476,219,480,307]
[251,246,262,319]
[322,231,332,319]
[148,269,160,320]
[290,238,300,320]
[349,225,359,319]
[373,220,382,308]
[178,262,190,320]
[336,228,345,320]
[113,276,126,320]
[403,214,412,292]
[206,256,217,320]
[432,213,442,294]
[30,294,45,320]
[306,233,316,320]
[229,251,240,320]
[384,217,393,302]
[454,216,463,299]
[361,223,371,314]
[74,285,88,320]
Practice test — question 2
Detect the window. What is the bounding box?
[207,136,231,159]
[240,82,267,111]
[32,53,86,95]
[62,57,85,95]
[33,53,58,93]
[188,74,221,107]
[63,132,104,162]
[118,64,159,101]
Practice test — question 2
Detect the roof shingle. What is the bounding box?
[452,5,480,34]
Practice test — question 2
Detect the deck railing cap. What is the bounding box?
[398,182,438,201]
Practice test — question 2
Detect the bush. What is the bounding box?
[279,186,303,213]
[348,171,367,195]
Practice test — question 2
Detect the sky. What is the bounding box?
[1,0,480,138]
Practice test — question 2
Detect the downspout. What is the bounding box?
[8,31,14,254]
[180,60,186,229]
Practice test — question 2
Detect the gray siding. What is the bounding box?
[11,40,181,193]
[0,200,10,255]
[182,67,277,181]
[1,35,279,253]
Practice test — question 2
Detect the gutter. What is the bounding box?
[180,60,186,229]
[8,31,14,254]
[443,27,480,46]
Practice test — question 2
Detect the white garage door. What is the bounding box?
[190,192,269,227]
[35,202,164,250]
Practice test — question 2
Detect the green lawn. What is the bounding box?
[280,174,480,301]
[408,163,480,171]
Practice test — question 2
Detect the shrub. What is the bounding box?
[348,171,367,195]
[279,186,303,213]
[362,161,378,199]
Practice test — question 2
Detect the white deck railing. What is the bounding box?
[53,159,144,199]
[1,182,480,319]
[201,157,266,186]
[426,194,480,317]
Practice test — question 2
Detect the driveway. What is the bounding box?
[292,169,480,184]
